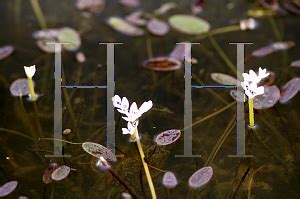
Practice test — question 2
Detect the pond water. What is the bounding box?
[0,0,299,198]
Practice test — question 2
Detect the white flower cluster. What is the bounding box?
[241,67,269,99]
[112,95,153,135]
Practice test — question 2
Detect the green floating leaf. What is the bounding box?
[58,27,81,51]
[107,17,144,36]
[168,14,210,35]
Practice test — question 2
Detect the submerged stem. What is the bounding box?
[30,0,47,29]
[132,129,157,199]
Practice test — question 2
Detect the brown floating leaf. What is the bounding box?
[188,166,213,189]
[119,0,140,8]
[82,142,117,162]
[146,18,169,36]
[252,41,294,57]
[162,171,178,189]
[125,11,147,26]
[42,163,60,184]
[210,73,239,85]
[0,45,14,60]
[154,129,181,145]
[0,181,18,197]
[51,165,71,181]
[75,0,105,13]
[291,60,300,68]
[279,78,300,103]
[254,85,280,109]
[107,17,144,36]
[143,57,181,72]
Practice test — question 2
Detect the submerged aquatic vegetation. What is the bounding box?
[241,67,269,127]
[188,166,213,189]
[168,14,210,35]
[154,129,181,145]
[0,181,18,197]
[0,45,14,60]
[112,95,156,198]
[143,57,181,71]
[162,171,178,189]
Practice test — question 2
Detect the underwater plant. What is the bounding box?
[112,95,156,198]
[241,67,269,127]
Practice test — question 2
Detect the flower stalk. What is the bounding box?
[28,77,36,100]
[248,98,255,127]
[30,0,47,29]
[24,65,37,101]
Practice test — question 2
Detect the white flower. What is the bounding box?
[24,65,36,78]
[241,81,264,99]
[122,121,139,135]
[112,95,129,114]
[258,67,269,80]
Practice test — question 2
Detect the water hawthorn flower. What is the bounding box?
[24,65,36,79]
[112,95,153,135]
[241,67,269,99]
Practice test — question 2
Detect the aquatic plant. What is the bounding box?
[24,65,37,101]
[162,171,178,189]
[112,95,156,198]
[241,67,269,127]
[0,181,18,197]
[51,165,71,181]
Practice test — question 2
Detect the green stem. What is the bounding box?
[248,98,255,127]
[28,77,36,100]
[30,0,47,29]
[0,128,34,141]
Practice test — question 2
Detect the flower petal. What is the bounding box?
[112,95,122,108]
[24,65,36,78]
[139,100,153,113]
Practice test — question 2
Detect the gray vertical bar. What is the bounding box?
[46,42,70,157]
[99,43,123,156]
[228,42,253,158]
[176,42,201,157]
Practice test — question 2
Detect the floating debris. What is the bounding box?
[75,0,105,13]
[154,2,177,15]
[107,17,144,36]
[191,0,205,14]
[42,163,60,184]
[146,18,169,36]
[125,11,147,26]
[229,90,247,102]
[76,52,86,63]
[291,60,300,68]
[51,165,71,181]
[119,0,140,8]
[58,28,81,51]
[168,15,210,35]
[279,78,300,103]
[162,171,178,189]
[154,129,181,145]
[143,57,181,72]
[188,166,213,189]
[254,85,280,109]
[0,45,14,60]
[82,142,117,162]
[10,78,33,97]
[0,181,18,197]
[239,18,257,31]
[63,128,72,135]
[211,73,239,85]
[252,41,295,57]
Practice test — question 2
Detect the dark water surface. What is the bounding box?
[0,0,299,198]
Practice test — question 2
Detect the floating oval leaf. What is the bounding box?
[168,15,210,35]
[291,60,300,68]
[229,90,247,102]
[42,163,60,184]
[10,78,33,97]
[0,181,18,197]
[82,142,117,162]
[147,19,169,36]
[58,28,81,51]
[0,45,14,60]
[76,0,105,13]
[32,29,60,40]
[252,41,294,57]
[188,166,213,189]
[143,57,181,72]
[279,78,300,103]
[162,171,178,189]
[254,86,280,109]
[154,2,177,15]
[107,17,144,36]
[211,73,239,86]
[51,165,71,181]
[154,129,181,145]
[125,11,147,26]
[36,39,57,53]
